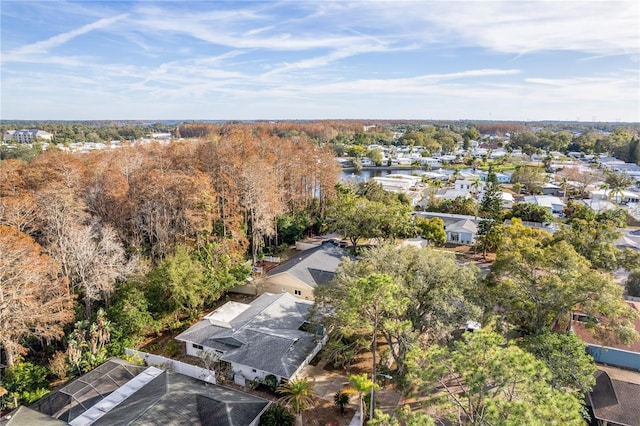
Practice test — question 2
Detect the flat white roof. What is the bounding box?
[206,301,251,328]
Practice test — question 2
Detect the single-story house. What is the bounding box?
[18,358,270,426]
[590,189,640,204]
[176,292,325,385]
[455,179,482,191]
[260,241,353,300]
[541,183,561,196]
[475,170,511,183]
[419,157,442,167]
[615,230,640,251]
[445,219,477,244]
[524,195,565,214]
[499,192,514,209]
[580,199,618,214]
[438,189,472,200]
[415,212,478,245]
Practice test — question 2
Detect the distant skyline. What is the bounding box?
[1,1,639,122]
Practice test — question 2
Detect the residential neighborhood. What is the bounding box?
[2,0,640,423]
[2,119,640,426]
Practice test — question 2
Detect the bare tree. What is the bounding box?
[37,187,133,317]
[0,226,74,367]
[559,166,602,199]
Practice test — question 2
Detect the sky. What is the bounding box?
[1,1,639,122]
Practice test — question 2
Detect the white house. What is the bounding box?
[446,219,477,244]
[580,199,618,213]
[176,293,325,385]
[499,192,514,209]
[420,157,442,167]
[524,195,565,214]
[590,189,640,204]
[415,212,478,245]
[372,174,425,206]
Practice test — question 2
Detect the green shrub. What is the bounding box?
[263,374,278,392]
[165,340,182,358]
[626,271,640,297]
[21,388,51,405]
[2,362,49,394]
[260,404,294,426]
[0,362,50,409]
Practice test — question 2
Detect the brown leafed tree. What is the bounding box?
[127,151,216,261]
[0,193,40,235]
[0,226,74,367]
[20,149,88,193]
[0,159,27,196]
[195,137,245,247]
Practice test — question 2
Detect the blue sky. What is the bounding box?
[1,1,638,121]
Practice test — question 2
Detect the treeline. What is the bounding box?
[0,125,338,408]
[510,127,640,163]
[4,120,639,165]
[0,122,173,144]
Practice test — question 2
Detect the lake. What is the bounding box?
[340,167,442,182]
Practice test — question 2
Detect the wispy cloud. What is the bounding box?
[1,1,638,121]
[9,14,128,56]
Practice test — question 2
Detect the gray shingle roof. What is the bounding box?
[446,219,477,234]
[265,242,353,288]
[1,406,66,426]
[177,293,321,379]
[589,370,640,426]
[24,359,269,426]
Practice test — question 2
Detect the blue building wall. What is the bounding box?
[587,345,640,371]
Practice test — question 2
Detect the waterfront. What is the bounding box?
[340,167,427,182]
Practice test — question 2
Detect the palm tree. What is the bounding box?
[599,182,611,201]
[427,178,442,205]
[470,177,482,200]
[277,378,315,426]
[334,390,353,414]
[560,176,569,202]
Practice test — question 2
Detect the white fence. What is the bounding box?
[125,348,216,384]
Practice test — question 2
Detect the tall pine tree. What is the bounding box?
[477,168,503,259]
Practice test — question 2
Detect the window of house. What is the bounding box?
[294,290,302,296]
[252,369,257,373]
[193,344,203,350]
[450,232,460,242]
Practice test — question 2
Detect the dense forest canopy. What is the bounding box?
[0,124,338,375]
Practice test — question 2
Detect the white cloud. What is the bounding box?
[9,14,128,56]
[1,1,638,121]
